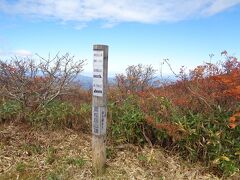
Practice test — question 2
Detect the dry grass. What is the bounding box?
[0,123,218,180]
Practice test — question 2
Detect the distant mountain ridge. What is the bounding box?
[77,74,176,89]
[76,75,115,89]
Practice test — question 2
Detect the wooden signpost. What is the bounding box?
[92,44,108,175]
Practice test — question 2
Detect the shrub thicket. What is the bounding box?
[108,52,240,176]
[1,52,239,177]
[0,54,90,130]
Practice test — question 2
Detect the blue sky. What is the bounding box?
[0,0,240,76]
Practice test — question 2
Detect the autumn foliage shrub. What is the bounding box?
[115,64,156,93]
[109,52,240,176]
[1,51,239,176]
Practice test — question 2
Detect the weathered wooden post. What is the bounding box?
[92,45,108,175]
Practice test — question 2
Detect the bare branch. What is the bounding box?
[0,53,85,111]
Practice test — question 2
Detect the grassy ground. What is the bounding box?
[0,123,218,180]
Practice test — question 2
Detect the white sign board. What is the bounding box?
[93,50,104,97]
[92,106,107,135]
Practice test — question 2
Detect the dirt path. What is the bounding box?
[0,123,218,179]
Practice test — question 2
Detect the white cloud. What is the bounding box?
[0,49,32,57]
[202,0,240,15]
[12,49,32,57]
[0,0,239,26]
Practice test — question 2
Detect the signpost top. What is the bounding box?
[93,44,109,49]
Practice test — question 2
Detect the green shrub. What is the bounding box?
[109,95,145,144]
[28,101,76,129]
[171,110,240,176]
[0,100,22,123]
[0,99,91,130]
[27,100,91,130]
[108,92,240,176]
[76,103,91,132]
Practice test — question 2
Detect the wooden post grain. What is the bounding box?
[92,45,108,175]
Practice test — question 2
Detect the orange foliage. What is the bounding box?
[213,69,240,98]
[159,52,239,128]
[145,114,187,141]
[228,112,240,129]
[212,68,240,128]
[113,51,240,130]
[229,123,237,129]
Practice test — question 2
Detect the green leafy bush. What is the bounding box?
[76,103,91,132]
[108,91,240,176]
[0,100,22,123]
[28,101,76,129]
[0,99,91,131]
[109,95,145,144]
[173,110,240,176]
[27,100,91,130]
